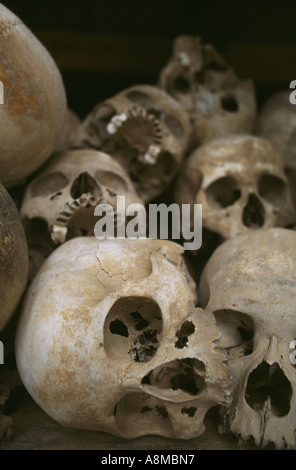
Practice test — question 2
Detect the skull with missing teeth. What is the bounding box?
[199,228,296,449]
[72,84,191,202]
[159,35,256,148]
[20,149,143,278]
[175,135,295,241]
[15,237,231,439]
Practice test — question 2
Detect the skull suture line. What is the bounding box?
[174,135,295,241]
[199,228,296,449]
[20,148,143,280]
[72,84,191,202]
[15,237,231,439]
[159,36,256,149]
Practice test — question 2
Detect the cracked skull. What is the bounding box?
[15,237,231,439]
[159,35,256,148]
[72,84,191,202]
[199,228,296,449]
[20,148,143,280]
[175,135,295,241]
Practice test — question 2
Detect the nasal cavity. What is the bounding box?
[70,172,101,199]
[242,193,265,228]
[142,358,206,396]
[245,361,292,417]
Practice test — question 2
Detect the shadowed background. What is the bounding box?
[2,0,296,117]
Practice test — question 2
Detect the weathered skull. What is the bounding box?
[15,237,231,439]
[0,183,28,333]
[0,183,28,440]
[159,36,256,148]
[0,3,67,188]
[199,228,296,449]
[175,135,295,241]
[256,90,296,213]
[20,148,143,280]
[256,91,296,170]
[72,84,191,202]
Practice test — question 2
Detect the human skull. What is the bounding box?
[159,36,256,148]
[256,91,296,170]
[15,237,231,439]
[72,84,191,202]
[256,90,296,214]
[20,148,143,280]
[174,135,295,241]
[0,182,28,332]
[0,3,67,188]
[199,228,296,449]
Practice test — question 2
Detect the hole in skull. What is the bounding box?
[173,76,191,93]
[258,174,288,206]
[95,170,127,194]
[109,319,129,337]
[30,172,68,197]
[142,358,206,396]
[125,90,155,108]
[213,310,254,359]
[104,297,162,362]
[175,321,195,349]
[164,115,184,139]
[242,193,265,228]
[181,406,197,417]
[114,392,173,437]
[130,311,150,330]
[245,362,292,417]
[206,176,241,209]
[70,172,102,200]
[129,329,159,363]
[220,95,239,112]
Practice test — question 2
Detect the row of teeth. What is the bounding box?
[51,193,100,244]
[106,107,162,165]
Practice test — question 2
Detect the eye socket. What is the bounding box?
[206,176,241,209]
[125,90,154,108]
[258,174,288,206]
[164,115,184,139]
[220,95,239,112]
[95,170,127,193]
[30,172,68,197]
[104,296,163,363]
[173,76,191,93]
[213,309,254,359]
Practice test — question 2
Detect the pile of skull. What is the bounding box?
[0,3,296,450]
